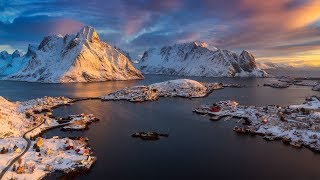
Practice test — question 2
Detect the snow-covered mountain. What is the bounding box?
[2,26,143,83]
[137,42,267,77]
[0,50,28,76]
[114,46,131,60]
[257,62,294,70]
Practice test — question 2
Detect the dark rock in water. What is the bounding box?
[290,142,303,148]
[282,137,291,144]
[263,82,290,88]
[263,136,276,141]
[131,132,169,141]
[233,126,246,134]
[210,115,221,121]
[223,83,245,88]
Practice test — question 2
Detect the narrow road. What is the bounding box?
[0,119,45,179]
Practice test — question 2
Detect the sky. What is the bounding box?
[0,0,320,67]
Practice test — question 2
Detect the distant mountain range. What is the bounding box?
[2,27,299,82]
[256,62,294,70]
[137,42,267,77]
[0,26,143,83]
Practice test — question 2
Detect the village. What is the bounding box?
[2,137,95,180]
[193,96,320,152]
[0,96,98,179]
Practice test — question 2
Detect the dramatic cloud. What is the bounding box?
[0,0,319,66]
[0,15,84,50]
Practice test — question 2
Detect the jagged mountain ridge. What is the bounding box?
[2,26,143,83]
[0,50,27,76]
[137,42,267,77]
[257,62,294,70]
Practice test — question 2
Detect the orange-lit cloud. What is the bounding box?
[239,0,320,30]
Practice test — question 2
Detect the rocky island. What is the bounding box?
[193,96,320,152]
[101,79,223,102]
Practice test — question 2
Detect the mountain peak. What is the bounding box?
[0,51,9,59]
[76,26,100,42]
[25,44,37,57]
[193,41,208,48]
[12,50,22,58]
[240,50,255,62]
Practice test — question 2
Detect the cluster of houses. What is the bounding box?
[193,96,320,152]
[0,144,22,154]
[11,137,94,176]
[32,137,92,156]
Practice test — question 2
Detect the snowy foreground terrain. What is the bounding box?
[0,26,143,83]
[194,97,320,152]
[0,96,96,179]
[137,42,267,77]
[101,79,223,102]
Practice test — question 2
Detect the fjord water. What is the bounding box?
[1,75,320,179]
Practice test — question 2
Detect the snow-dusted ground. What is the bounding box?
[0,96,71,138]
[137,42,267,77]
[1,26,143,83]
[194,96,320,152]
[101,79,223,102]
[0,96,96,179]
[0,138,27,172]
[3,137,95,180]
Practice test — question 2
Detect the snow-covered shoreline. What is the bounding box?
[193,96,320,152]
[0,96,97,179]
[3,137,96,180]
[101,79,223,102]
[264,77,320,91]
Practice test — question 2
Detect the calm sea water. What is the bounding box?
[1,75,320,180]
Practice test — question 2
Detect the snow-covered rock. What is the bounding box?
[0,50,28,76]
[114,46,131,60]
[2,26,143,83]
[101,79,223,102]
[137,42,267,77]
[313,84,320,91]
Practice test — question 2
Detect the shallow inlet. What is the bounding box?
[1,75,320,179]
